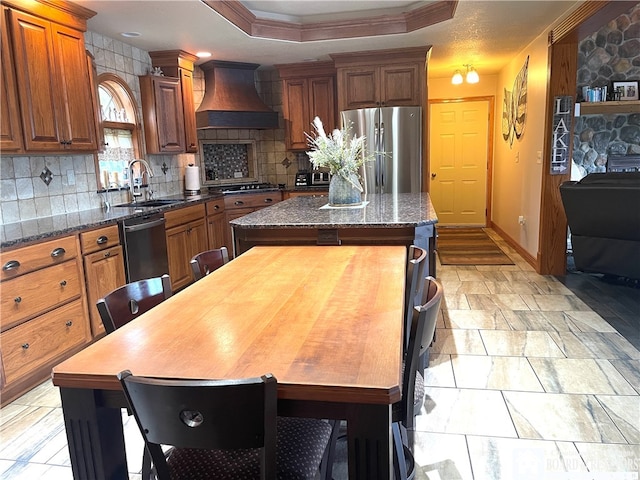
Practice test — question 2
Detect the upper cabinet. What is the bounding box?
[330,47,430,112]
[4,1,98,152]
[0,7,22,151]
[139,75,186,154]
[276,61,337,151]
[149,50,199,153]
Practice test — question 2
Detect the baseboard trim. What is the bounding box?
[489,222,539,271]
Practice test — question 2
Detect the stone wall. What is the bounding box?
[572,3,640,177]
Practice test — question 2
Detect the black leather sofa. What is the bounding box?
[560,172,640,280]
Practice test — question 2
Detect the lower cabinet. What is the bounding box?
[165,204,208,291]
[81,224,126,338]
[0,235,91,406]
[206,198,229,250]
[224,192,283,257]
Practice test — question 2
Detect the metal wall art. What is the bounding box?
[502,56,529,148]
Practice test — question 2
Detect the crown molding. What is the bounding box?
[202,0,458,42]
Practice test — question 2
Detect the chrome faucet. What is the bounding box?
[128,159,154,203]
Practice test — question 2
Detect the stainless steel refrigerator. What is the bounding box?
[341,106,422,194]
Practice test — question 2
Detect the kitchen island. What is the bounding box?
[230,192,438,276]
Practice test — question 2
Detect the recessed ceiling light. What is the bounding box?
[120,32,141,38]
[196,52,212,58]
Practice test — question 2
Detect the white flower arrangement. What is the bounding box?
[306,116,374,192]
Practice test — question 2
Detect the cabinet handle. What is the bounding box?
[264,198,273,203]
[14,296,22,303]
[214,205,220,210]
[161,144,168,148]
[66,320,73,327]
[60,280,67,287]
[189,143,196,148]
[234,200,244,206]
[97,235,108,245]
[22,343,29,350]
[51,247,66,258]
[104,251,111,258]
[3,260,20,271]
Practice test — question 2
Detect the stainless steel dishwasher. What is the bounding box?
[120,213,169,282]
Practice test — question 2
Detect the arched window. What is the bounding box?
[95,73,144,191]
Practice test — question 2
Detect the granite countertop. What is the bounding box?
[1,192,223,249]
[230,193,438,229]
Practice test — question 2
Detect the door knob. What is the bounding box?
[431,173,437,179]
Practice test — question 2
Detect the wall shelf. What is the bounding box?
[578,100,640,115]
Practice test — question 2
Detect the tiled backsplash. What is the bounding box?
[1,35,297,224]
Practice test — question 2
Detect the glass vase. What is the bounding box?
[328,172,362,206]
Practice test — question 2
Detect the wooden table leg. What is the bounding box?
[347,403,393,480]
[59,387,129,480]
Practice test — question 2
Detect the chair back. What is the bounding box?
[404,245,427,351]
[118,370,277,480]
[402,276,443,427]
[190,247,230,281]
[97,274,172,334]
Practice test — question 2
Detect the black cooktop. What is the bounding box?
[210,183,278,193]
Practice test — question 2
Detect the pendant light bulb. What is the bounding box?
[451,70,463,85]
[466,66,479,84]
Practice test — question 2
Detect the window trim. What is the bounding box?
[94,73,144,192]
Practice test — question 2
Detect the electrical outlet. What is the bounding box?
[515,152,520,163]
[536,151,542,164]
[518,215,525,225]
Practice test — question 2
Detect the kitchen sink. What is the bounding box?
[114,199,184,208]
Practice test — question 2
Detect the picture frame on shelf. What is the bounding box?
[612,81,639,101]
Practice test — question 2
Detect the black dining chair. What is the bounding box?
[118,370,333,480]
[405,245,427,355]
[96,274,172,334]
[393,275,443,480]
[190,247,229,281]
[323,275,443,480]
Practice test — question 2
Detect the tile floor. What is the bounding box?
[1,229,638,479]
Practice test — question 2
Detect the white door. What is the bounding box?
[429,100,490,226]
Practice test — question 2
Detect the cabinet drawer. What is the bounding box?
[80,224,120,254]
[0,235,78,280]
[1,299,88,385]
[1,260,82,331]
[206,198,225,216]
[224,192,282,210]
[164,203,205,229]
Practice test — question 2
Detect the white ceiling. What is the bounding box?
[79,0,583,78]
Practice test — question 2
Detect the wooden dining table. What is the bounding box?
[52,245,406,480]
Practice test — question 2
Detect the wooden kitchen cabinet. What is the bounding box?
[224,191,282,258]
[330,47,429,112]
[206,198,229,251]
[81,224,126,338]
[0,7,23,152]
[0,234,91,406]
[150,50,199,153]
[7,3,98,152]
[140,75,186,154]
[276,61,337,151]
[165,203,207,291]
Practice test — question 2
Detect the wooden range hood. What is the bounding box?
[196,60,278,129]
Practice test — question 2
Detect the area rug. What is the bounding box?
[437,228,515,265]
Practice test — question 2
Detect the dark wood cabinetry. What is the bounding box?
[149,50,199,153]
[4,1,98,152]
[139,75,186,154]
[276,61,337,151]
[330,47,429,112]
